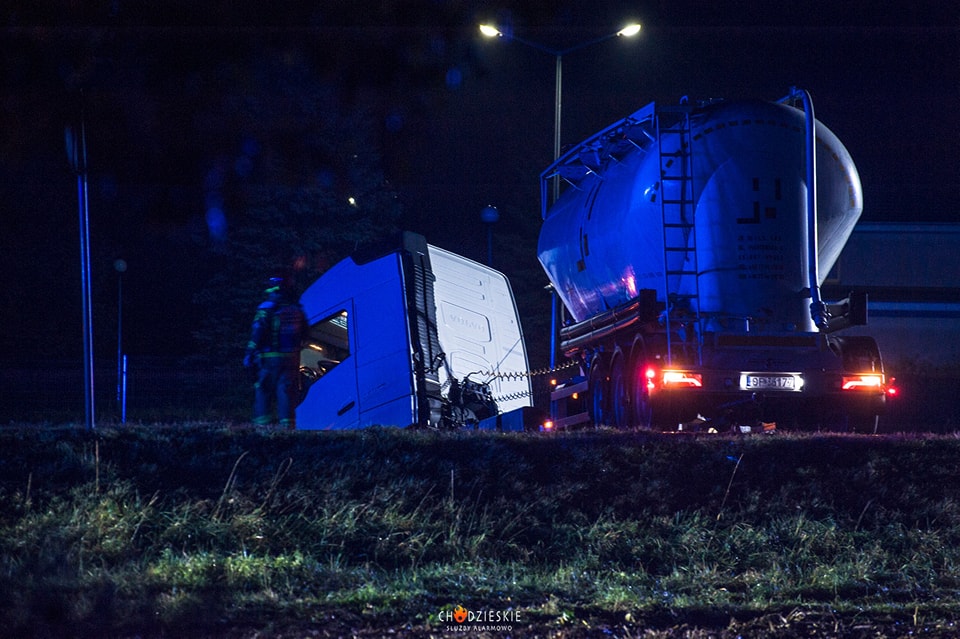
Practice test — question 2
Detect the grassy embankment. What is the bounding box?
[2,424,960,637]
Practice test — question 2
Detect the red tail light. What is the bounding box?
[885,376,898,397]
[643,366,703,390]
[841,374,884,391]
[645,367,657,390]
[662,370,703,388]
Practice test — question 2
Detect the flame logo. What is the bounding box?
[453,605,468,624]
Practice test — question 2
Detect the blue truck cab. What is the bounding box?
[296,233,535,430]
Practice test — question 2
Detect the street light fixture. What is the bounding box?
[479,21,641,199]
[479,21,640,368]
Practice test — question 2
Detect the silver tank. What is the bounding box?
[537,99,863,333]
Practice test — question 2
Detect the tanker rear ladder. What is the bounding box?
[657,106,703,366]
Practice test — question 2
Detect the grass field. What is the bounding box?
[2,423,960,637]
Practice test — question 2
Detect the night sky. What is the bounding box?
[2,0,957,364]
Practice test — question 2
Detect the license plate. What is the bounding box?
[740,373,802,391]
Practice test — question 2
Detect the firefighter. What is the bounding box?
[243,270,307,429]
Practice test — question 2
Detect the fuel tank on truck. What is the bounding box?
[537,97,863,333]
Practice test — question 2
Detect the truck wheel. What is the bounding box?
[609,356,630,429]
[589,360,608,428]
[630,359,653,429]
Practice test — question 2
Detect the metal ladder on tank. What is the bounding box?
[657,106,703,366]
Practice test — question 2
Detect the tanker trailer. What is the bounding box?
[540,89,892,432]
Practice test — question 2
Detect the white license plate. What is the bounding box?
[740,374,801,391]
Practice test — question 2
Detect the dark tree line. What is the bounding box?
[185,52,403,362]
[1,2,495,364]
[4,0,673,370]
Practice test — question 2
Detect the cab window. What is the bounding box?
[300,310,349,378]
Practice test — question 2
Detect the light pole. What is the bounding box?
[479,21,640,368]
[66,102,95,431]
[480,205,500,266]
[114,258,128,423]
[479,22,641,202]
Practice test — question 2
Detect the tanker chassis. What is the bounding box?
[540,89,892,432]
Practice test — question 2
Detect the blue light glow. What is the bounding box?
[445,67,463,89]
[205,206,227,243]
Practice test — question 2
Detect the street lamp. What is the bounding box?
[480,21,640,368]
[479,21,641,201]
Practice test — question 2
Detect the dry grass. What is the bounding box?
[2,424,960,637]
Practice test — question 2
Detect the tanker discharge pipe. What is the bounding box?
[781,87,827,329]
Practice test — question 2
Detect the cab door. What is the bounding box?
[296,301,360,429]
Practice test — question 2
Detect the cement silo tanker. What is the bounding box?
[542,89,892,432]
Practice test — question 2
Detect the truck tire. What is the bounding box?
[629,356,653,429]
[589,358,608,428]
[609,355,630,429]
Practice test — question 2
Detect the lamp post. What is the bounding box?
[480,205,500,266]
[114,258,128,423]
[479,22,641,202]
[66,103,95,431]
[479,21,640,368]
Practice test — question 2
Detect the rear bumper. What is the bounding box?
[651,368,888,421]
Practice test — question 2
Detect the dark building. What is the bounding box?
[824,223,960,371]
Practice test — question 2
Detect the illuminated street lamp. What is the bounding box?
[479,21,641,201]
[480,21,640,368]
